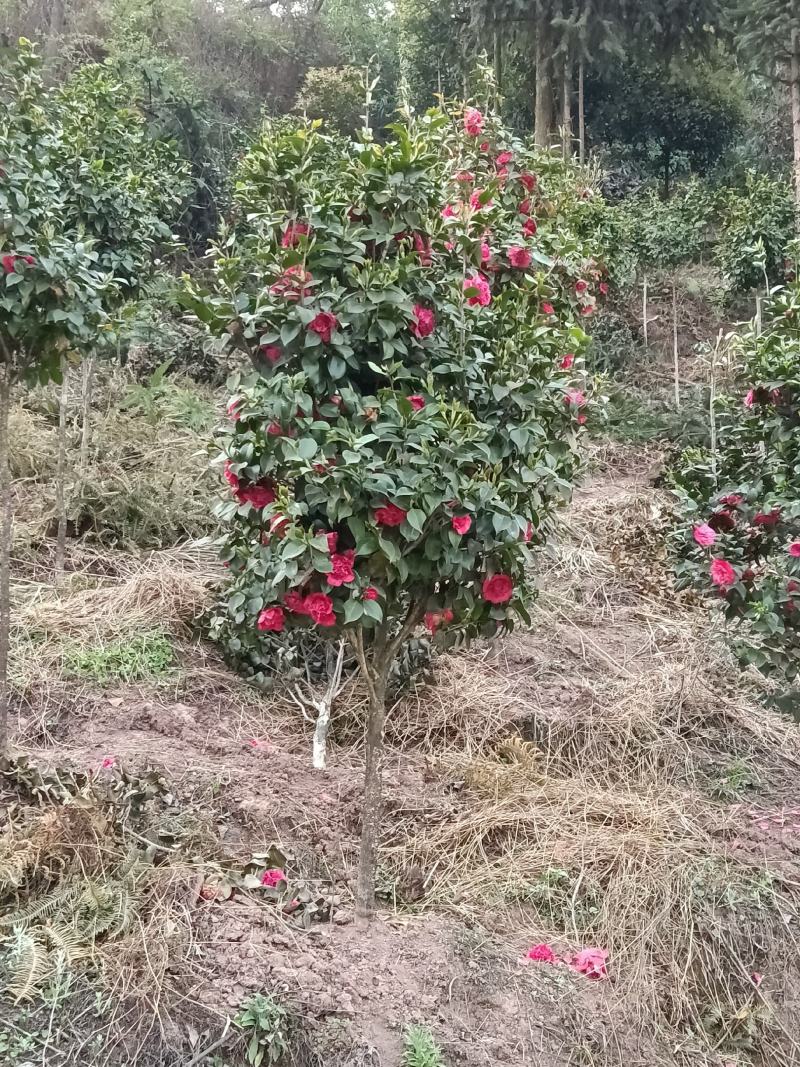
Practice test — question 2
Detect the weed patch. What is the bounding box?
[63,632,174,684]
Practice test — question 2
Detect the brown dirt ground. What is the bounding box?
[5,445,800,1067]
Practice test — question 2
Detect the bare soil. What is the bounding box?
[5,446,800,1067]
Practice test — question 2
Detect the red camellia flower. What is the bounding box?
[326,532,338,552]
[708,510,736,532]
[238,483,276,509]
[284,590,309,614]
[693,523,717,547]
[267,422,283,436]
[599,281,609,296]
[408,395,425,411]
[441,203,456,219]
[542,301,555,315]
[480,241,492,264]
[374,502,407,527]
[464,274,492,307]
[464,107,484,137]
[710,558,737,588]
[789,542,800,558]
[580,304,595,317]
[518,198,531,216]
[304,592,336,626]
[519,173,537,192]
[482,573,514,603]
[410,304,436,339]
[575,279,589,294]
[479,140,489,151]
[308,310,338,344]
[788,580,800,593]
[257,606,285,632]
[425,608,454,635]
[260,344,282,364]
[526,943,557,963]
[2,253,34,274]
[469,189,492,211]
[564,388,586,407]
[362,587,379,601]
[720,493,744,508]
[561,353,574,370]
[754,509,781,528]
[495,150,513,167]
[508,246,532,269]
[452,514,472,535]
[270,264,313,301]
[454,170,474,184]
[523,217,538,237]
[413,231,432,266]
[327,550,356,587]
[281,221,311,247]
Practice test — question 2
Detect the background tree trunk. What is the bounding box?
[493,19,503,106]
[791,29,800,231]
[562,54,572,158]
[79,357,94,473]
[0,361,12,755]
[54,358,69,584]
[672,278,681,409]
[45,0,65,62]
[355,674,387,923]
[534,25,554,147]
[578,57,585,164]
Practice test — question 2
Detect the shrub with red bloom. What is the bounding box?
[410,304,436,338]
[374,502,407,527]
[326,532,338,553]
[257,606,285,632]
[507,246,532,269]
[570,947,608,980]
[469,189,492,211]
[789,543,800,558]
[523,218,537,237]
[754,509,781,528]
[413,232,432,266]
[480,241,492,264]
[519,173,537,192]
[710,558,737,588]
[482,573,514,603]
[224,461,239,490]
[260,868,286,887]
[267,422,283,436]
[408,394,425,411]
[281,221,311,247]
[495,150,513,167]
[464,274,492,307]
[362,587,379,600]
[452,514,472,535]
[518,198,531,216]
[464,107,484,136]
[441,203,456,218]
[542,301,555,315]
[308,310,338,344]
[720,493,744,508]
[575,279,588,294]
[561,353,574,370]
[599,281,609,295]
[708,510,736,532]
[304,592,336,626]
[284,590,308,614]
[744,389,755,408]
[454,170,474,184]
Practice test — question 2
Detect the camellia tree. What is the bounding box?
[672,285,800,703]
[0,40,189,749]
[184,101,609,920]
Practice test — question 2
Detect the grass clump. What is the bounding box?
[63,631,174,684]
[402,1026,446,1067]
[235,993,292,1066]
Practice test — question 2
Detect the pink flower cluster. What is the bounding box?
[523,943,609,979]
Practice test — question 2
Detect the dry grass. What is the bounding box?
[379,475,800,1065]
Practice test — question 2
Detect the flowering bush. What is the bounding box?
[671,286,800,696]
[186,102,609,916]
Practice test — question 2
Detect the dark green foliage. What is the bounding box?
[715,173,794,291]
[586,61,742,197]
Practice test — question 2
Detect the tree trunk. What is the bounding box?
[493,19,503,106]
[672,278,681,409]
[561,54,572,159]
[663,147,672,200]
[54,358,69,584]
[578,57,585,165]
[45,0,65,62]
[0,361,12,756]
[791,29,800,231]
[79,357,94,473]
[534,24,554,148]
[355,673,387,924]
[643,274,649,348]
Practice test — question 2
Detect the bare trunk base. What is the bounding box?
[355,678,387,925]
[672,280,681,409]
[54,358,69,583]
